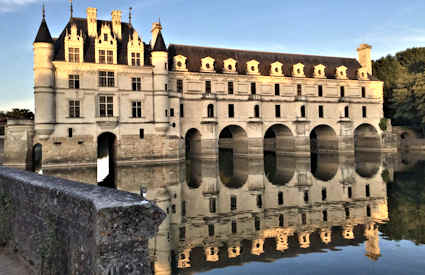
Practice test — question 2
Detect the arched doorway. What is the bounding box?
[97,132,116,188]
[310,125,338,153]
[32,143,42,174]
[264,124,294,154]
[354,124,380,152]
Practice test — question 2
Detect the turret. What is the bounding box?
[33,6,55,139]
[357,44,372,76]
[151,22,170,135]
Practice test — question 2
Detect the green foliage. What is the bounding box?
[379,118,388,131]
[381,168,391,183]
[0,108,34,121]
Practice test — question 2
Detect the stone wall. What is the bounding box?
[0,166,165,274]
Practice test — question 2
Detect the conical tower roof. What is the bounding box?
[34,18,53,43]
[152,30,167,52]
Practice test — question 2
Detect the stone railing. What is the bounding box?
[0,166,165,275]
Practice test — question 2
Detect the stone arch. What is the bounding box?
[354,123,380,152]
[97,132,117,189]
[32,143,42,174]
[185,128,202,159]
[310,124,338,153]
[264,124,294,153]
[218,125,248,156]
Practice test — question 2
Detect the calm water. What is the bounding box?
[44,151,425,275]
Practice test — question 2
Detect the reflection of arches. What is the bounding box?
[264,124,294,153]
[219,149,248,188]
[311,153,338,181]
[207,104,214,118]
[32,143,42,174]
[310,124,338,153]
[186,158,202,188]
[264,151,295,185]
[97,132,116,189]
[219,125,248,156]
[185,128,202,159]
[354,124,380,151]
[355,152,381,178]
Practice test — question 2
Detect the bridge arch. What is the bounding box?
[354,123,380,151]
[264,124,294,153]
[97,132,116,189]
[185,128,202,159]
[310,124,338,153]
[218,125,248,156]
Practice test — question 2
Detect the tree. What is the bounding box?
[0,109,34,121]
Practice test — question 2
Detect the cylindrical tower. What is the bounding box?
[151,23,170,135]
[33,14,55,139]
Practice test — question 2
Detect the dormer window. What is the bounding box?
[357,68,368,80]
[247,60,259,75]
[174,55,188,71]
[131,53,141,66]
[314,64,326,78]
[201,57,215,72]
[127,30,144,67]
[336,66,348,79]
[104,34,108,41]
[95,24,117,64]
[65,24,84,63]
[293,63,305,77]
[69,48,80,63]
[224,58,237,74]
[271,61,283,76]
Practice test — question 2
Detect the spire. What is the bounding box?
[152,30,167,52]
[129,7,132,25]
[34,3,53,43]
[69,0,73,18]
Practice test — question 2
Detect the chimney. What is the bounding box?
[87,7,97,37]
[111,10,122,40]
[357,44,372,75]
[151,22,162,48]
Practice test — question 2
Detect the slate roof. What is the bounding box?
[52,17,151,66]
[168,44,364,79]
[152,30,167,52]
[34,19,53,43]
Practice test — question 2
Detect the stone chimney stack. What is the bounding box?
[357,44,372,75]
[111,10,122,40]
[87,7,97,37]
[151,22,162,48]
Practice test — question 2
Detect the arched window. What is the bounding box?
[254,105,260,118]
[301,105,306,118]
[207,104,214,118]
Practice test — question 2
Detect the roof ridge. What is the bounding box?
[169,43,357,61]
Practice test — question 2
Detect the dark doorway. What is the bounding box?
[32,143,42,174]
[97,132,116,188]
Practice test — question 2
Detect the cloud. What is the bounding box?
[0,0,39,13]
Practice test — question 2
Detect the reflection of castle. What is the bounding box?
[138,152,389,275]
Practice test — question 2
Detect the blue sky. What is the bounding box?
[1,0,425,111]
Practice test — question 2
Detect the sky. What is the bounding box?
[1,0,425,111]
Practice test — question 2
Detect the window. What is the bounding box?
[68,48,79,63]
[99,50,106,64]
[165,110,168,117]
[132,77,141,91]
[104,33,108,41]
[99,71,114,87]
[170,108,174,117]
[344,106,349,118]
[255,216,260,231]
[139,129,144,139]
[340,86,345,98]
[345,207,350,219]
[228,81,234,94]
[228,104,234,118]
[322,210,328,222]
[301,105,306,118]
[182,201,186,217]
[304,190,309,203]
[209,198,216,213]
[231,221,237,234]
[180,104,184,118]
[278,191,284,205]
[132,101,142,118]
[318,105,324,118]
[362,87,366,98]
[254,105,260,118]
[69,75,80,89]
[99,96,113,117]
[297,84,302,96]
[275,105,281,118]
[208,224,215,236]
[279,214,284,227]
[69,100,80,118]
[165,62,167,70]
[251,82,256,95]
[131,52,141,66]
[302,213,307,225]
[207,104,214,118]
[318,85,323,97]
[257,194,262,209]
[362,106,367,118]
[348,186,352,199]
[179,227,185,240]
[366,184,370,197]
[275,83,280,96]
[230,196,237,210]
[322,188,327,201]
[366,205,371,217]
[107,50,113,64]
[177,79,183,93]
[68,128,73,138]
[165,84,168,91]
[205,80,211,94]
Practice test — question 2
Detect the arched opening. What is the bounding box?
[354,124,380,152]
[310,125,338,153]
[264,152,295,185]
[185,128,202,188]
[355,152,381,178]
[264,124,294,154]
[254,105,260,118]
[207,104,214,118]
[311,153,339,181]
[186,157,202,188]
[219,125,248,156]
[97,132,116,188]
[310,125,338,181]
[32,143,42,174]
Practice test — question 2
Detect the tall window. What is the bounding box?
[362,106,367,118]
[366,184,370,197]
[275,105,281,118]
[304,190,309,203]
[207,104,214,118]
[228,81,234,94]
[208,224,215,236]
[177,79,183,93]
[132,77,141,91]
[132,101,142,118]
[340,86,345,98]
[318,85,323,97]
[322,210,328,222]
[131,52,141,66]
[99,71,114,87]
[68,48,79,63]
[230,196,237,210]
[107,50,113,64]
[228,104,234,118]
[278,191,284,205]
[205,80,211,94]
[345,207,350,219]
[69,100,80,118]
[231,221,237,234]
[255,216,260,231]
[297,84,302,96]
[251,82,256,95]
[344,106,349,118]
[362,87,366,98]
[318,105,324,118]
[170,108,174,117]
[180,104,184,118]
[279,214,284,227]
[99,96,113,117]
[254,105,260,118]
[99,50,106,64]
[322,188,327,201]
[301,105,306,118]
[275,83,280,96]
[209,198,216,213]
[69,75,80,89]
[257,194,262,208]
[348,186,352,199]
